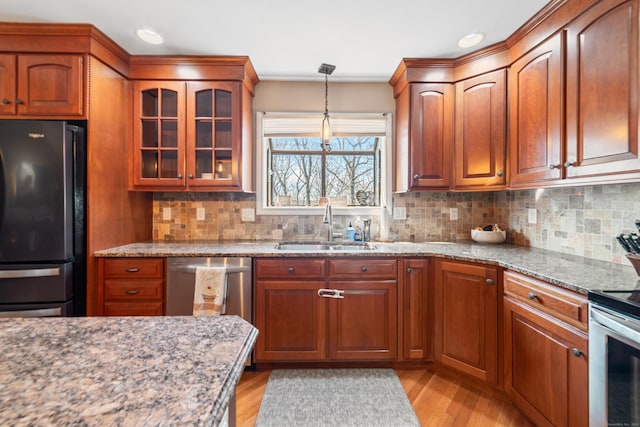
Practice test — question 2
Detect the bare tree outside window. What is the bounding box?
[268,136,380,206]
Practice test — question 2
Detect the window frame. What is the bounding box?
[256,112,393,216]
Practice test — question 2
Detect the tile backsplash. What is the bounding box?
[153,182,640,266]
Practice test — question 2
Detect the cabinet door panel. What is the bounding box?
[327,281,397,360]
[186,81,242,189]
[509,34,563,186]
[410,83,453,189]
[454,69,507,189]
[433,260,497,384]
[132,81,186,188]
[0,54,16,115]
[17,54,84,116]
[402,258,429,360]
[504,297,588,427]
[254,280,326,361]
[566,0,640,179]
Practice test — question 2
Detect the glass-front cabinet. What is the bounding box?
[131,80,242,190]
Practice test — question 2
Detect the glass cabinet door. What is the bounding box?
[187,81,240,187]
[132,81,185,187]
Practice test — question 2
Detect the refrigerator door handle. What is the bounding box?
[0,307,62,317]
[0,268,61,279]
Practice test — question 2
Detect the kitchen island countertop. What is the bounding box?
[0,315,257,426]
[94,240,640,294]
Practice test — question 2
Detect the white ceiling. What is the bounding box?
[0,0,549,81]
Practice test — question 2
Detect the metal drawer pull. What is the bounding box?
[15,99,23,105]
[125,268,140,273]
[1,98,9,104]
[406,268,413,273]
[528,292,538,300]
[288,267,295,273]
[571,348,582,357]
[0,268,60,279]
[318,288,345,299]
[125,289,140,295]
[361,266,368,272]
[485,278,494,285]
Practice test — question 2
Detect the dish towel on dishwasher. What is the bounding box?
[193,267,228,316]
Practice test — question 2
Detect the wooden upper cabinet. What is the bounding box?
[409,83,453,189]
[0,53,84,117]
[131,80,247,191]
[453,69,507,190]
[565,0,640,180]
[509,33,564,187]
[131,81,186,188]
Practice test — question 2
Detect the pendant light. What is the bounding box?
[318,63,336,151]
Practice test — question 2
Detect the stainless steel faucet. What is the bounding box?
[322,202,333,241]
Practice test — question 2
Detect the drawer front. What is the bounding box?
[328,258,397,280]
[504,270,587,329]
[255,258,326,279]
[104,302,163,316]
[104,258,164,279]
[104,279,163,301]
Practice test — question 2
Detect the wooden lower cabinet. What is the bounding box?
[401,258,429,360]
[328,280,397,361]
[503,271,588,427]
[254,257,398,363]
[254,280,327,361]
[99,257,165,316]
[432,259,498,384]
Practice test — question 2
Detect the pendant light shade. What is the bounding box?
[318,63,336,151]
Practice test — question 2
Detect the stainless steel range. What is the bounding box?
[588,289,640,426]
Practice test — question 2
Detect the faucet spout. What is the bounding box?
[322,202,333,241]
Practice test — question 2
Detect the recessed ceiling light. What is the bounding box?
[136,28,164,45]
[458,32,485,49]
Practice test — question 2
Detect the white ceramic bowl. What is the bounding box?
[471,229,506,244]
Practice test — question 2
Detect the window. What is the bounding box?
[256,113,392,215]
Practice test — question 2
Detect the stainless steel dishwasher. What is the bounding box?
[166,257,252,320]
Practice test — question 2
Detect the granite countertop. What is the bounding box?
[0,315,258,426]
[94,240,640,294]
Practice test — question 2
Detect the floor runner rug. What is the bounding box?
[255,368,420,426]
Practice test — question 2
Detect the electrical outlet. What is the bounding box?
[241,208,255,222]
[162,207,171,221]
[528,208,537,224]
[449,207,458,221]
[196,207,205,221]
[393,207,406,220]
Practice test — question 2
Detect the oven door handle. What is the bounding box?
[0,308,62,318]
[0,268,61,279]
[591,306,640,343]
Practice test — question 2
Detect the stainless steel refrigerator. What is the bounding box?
[0,120,85,316]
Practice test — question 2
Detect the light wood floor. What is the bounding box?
[235,368,533,427]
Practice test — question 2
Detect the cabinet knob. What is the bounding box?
[528,292,538,300]
[413,174,419,180]
[15,99,23,105]
[177,174,183,179]
[125,268,140,273]
[572,348,582,357]
[485,278,494,285]
[563,161,575,168]
[124,289,140,295]
[406,267,413,273]
[496,171,503,177]
[1,98,9,105]
[549,163,562,170]
[188,174,194,179]
[361,266,368,272]
[288,267,294,273]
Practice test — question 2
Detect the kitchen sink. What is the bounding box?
[274,242,377,251]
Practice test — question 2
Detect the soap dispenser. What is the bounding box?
[346,222,355,240]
